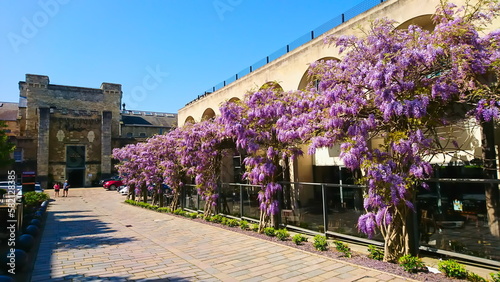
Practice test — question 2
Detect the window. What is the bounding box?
[14,149,23,162]
[139,132,147,138]
[126,132,133,138]
[156,113,165,117]
[133,111,142,115]
[145,112,153,116]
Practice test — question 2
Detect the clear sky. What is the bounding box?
[0,0,368,114]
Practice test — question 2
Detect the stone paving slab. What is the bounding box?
[26,188,415,281]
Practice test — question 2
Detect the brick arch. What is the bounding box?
[201,108,216,121]
[396,14,435,31]
[297,57,338,90]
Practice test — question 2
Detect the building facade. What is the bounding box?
[0,74,177,188]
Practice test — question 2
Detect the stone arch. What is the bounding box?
[259,81,284,92]
[396,14,435,31]
[228,97,241,103]
[201,108,216,121]
[184,116,195,124]
[297,57,338,90]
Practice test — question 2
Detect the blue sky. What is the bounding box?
[1,0,367,113]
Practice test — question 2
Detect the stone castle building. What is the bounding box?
[1,74,177,188]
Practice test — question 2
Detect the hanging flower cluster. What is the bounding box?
[219,85,305,230]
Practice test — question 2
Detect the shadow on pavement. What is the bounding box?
[3,206,137,281]
[55,274,193,281]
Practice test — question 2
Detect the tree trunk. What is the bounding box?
[203,199,214,219]
[382,204,411,262]
[482,120,500,237]
[128,184,135,201]
[159,188,164,207]
[142,185,148,203]
[170,188,180,211]
[258,209,270,233]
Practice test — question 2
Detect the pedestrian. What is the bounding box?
[53,182,60,197]
[63,180,70,197]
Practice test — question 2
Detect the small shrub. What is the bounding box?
[24,192,50,206]
[490,271,500,282]
[398,255,426,273]
[292,234,308,245]
[226,219,239,227]
[263,227,276,237]
[173,208,183,215]
[239,220,249,230]
[367,245,384,261]
[333,240,351,258]
[210,215,225,223]
[157,207,171,213]
[250,223,259,232]
[438,259,467,279]
[188,212,198,219]
[313,235,328,251]
[467,272,486,282]
[275,229,290,241]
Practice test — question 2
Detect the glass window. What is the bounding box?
[14,149,22,162]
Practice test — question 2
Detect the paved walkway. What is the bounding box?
[29,188,415,281]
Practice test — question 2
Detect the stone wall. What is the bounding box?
[17,74,122,188]
[48,110,103,186]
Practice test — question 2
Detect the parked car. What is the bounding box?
[99,175,121,186]
[103,179,123,190]
[118,186,129,195]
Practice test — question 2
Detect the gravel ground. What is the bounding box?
[184,216,462,282]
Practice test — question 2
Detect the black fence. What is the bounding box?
[185,0,387,106]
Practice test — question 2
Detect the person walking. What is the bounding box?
[63,180,70,197]
[53,182,60,197]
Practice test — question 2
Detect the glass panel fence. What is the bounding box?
[184,184,199,211]
[418,179,500,261]
[324,184,366,237]
[178,175,498,263]
[241,184,260,220]
[219,183,241,216]
[281,182,324,232]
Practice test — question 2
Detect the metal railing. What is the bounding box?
[185,0,387,106]
[174,179,500,268]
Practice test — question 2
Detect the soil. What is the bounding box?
[185,216,463,282]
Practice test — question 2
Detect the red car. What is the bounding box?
[103,179,123,190]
